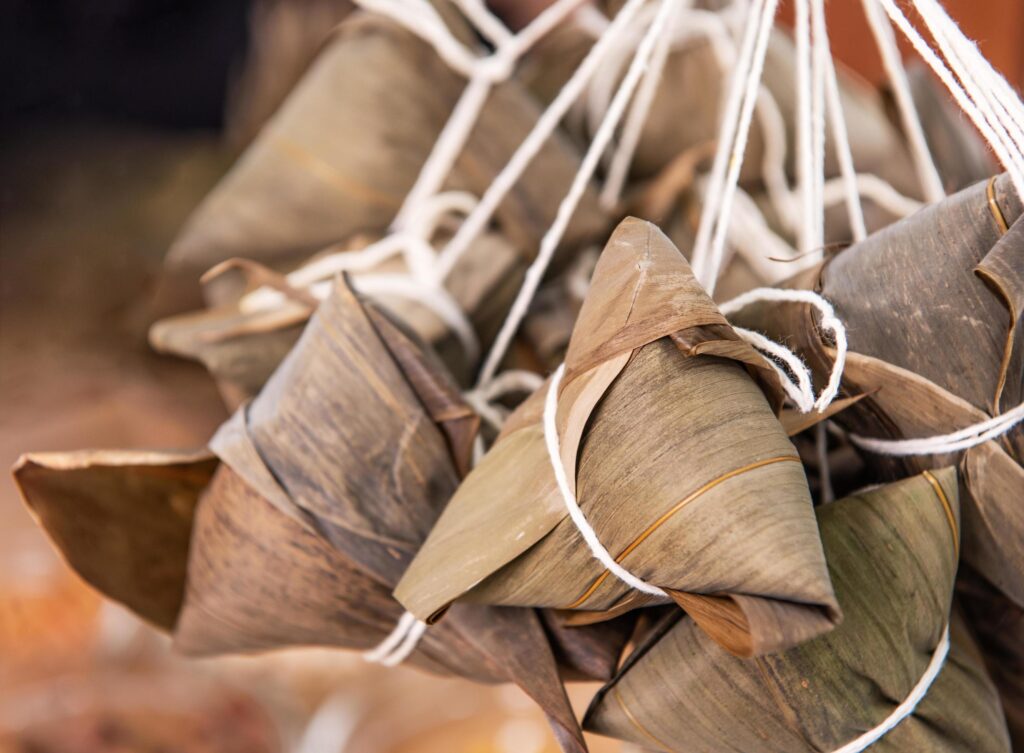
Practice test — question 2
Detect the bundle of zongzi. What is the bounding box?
[726,172,1024,736]
[728,173,1024,608]
[150,228,527,406]
[585,469,1009,753]
[15,278,634,753]
[160,7,605,308]
[396,217,840,659]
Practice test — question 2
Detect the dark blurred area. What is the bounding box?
[1,0,249,128]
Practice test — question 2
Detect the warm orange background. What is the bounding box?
[778,0,1024,89]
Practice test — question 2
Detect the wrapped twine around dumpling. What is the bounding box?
[16,278,643,753]
[396,217,840,659]
[149,229,528,407]
[584,469,1011,753]
[158,7,605,309]
[727,172,1024,741]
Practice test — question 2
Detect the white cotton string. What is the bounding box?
[731,325,817,413]
[721,186,807,284]
[464,369,544,434]
[689,0,766,288]
[829,625,950,753]
[915,0,1024,158]
[691,0,780,295]
[392,74,495,232]
[873,0,1024,197]
[812,0,867,241]
[389,0,587,232]
[363,611,416,662]
[364,613,429,667]
[860,0,945,205]
[913,0,1024,208]
[237,197,481,362]
[823,174,923,219]
[720,288,848,412]
[475,0,678,388]
[583,4,653,135]
[544,364,668,598]
[810,0,827,250]
[435,0,650,280]
[794,0,815,253]
[599,0,684,210]
[850,401,1024,456]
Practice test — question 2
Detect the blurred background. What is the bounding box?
[1,1,1021,751]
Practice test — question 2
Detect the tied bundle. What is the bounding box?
[149,5,609,403]
[728,172,1024,743]
[584,470,1012,753]
[396,217,841,659]
[520,12,909,190]
[15,278,635,753]
[149,228,527,406]
[161,8,605,300]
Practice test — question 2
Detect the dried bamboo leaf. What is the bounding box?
[16,278,628,752]
[585,470,1010,753]
[958,565,1024,751]
[151,231,527,404]
[163,9,606,301]
[13,449,217,630]
[396,218,837,658]
[727,174,1024,732]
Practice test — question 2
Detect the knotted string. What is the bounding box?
[361,0,1023,697]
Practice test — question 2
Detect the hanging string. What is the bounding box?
[915,0,1024,161]
[238,193,481,362]
[474,0,679,387]
[388,0,588,230]
[599,0,684,210]
[873,0,1024,197]
[850,401,1024,456]
[435,0,651,279]
[795,0,815,253]
[817,1,867,242]
[810,0,827,249]
[691,0,780,294]
[860,0,945,204]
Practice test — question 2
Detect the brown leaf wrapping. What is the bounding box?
[15,278,638,753]
[958,564,1024,751]
[728,175,1024,593]
[727,172,1024,732]
[396,217,838,659]
[13,449,218,631]
[150,230,528,407]
[162,9,606,304]
[585,470,1011,753]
